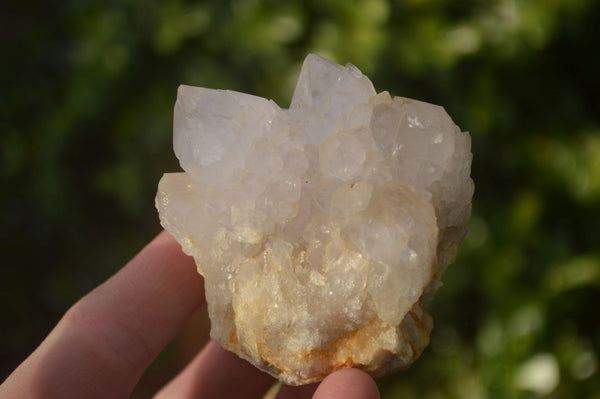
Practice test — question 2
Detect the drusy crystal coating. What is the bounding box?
[156,54,473,385]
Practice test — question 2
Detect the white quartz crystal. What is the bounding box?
[156,54,473,385]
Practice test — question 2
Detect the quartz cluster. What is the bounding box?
[156,54,473,385]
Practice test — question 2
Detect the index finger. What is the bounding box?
[1,231,205,399]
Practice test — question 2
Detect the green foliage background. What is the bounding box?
[2,0,599,397]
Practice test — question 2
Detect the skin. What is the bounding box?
[0,231,380,399]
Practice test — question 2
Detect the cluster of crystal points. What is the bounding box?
[156,54,473,385]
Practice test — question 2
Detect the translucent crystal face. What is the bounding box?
[156,54,473,385]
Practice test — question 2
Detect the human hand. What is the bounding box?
[0,231,380,399]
